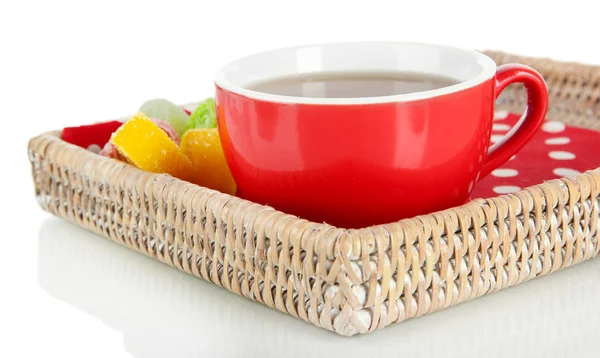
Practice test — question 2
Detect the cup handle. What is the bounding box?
[480,64,549,178]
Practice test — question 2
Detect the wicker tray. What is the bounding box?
[28,52,600,336]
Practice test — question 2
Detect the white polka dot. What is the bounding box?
[467,180,474,192]
[542,121,566,133]
[510,155,516,161]
[549,151,576,160]
[545,137,571,145]
[493,123,511,131]
[490,134,505,143]
[494,110,509,120]
[553,168,580,176]
[493,185,521,194]
[492,168,518,177]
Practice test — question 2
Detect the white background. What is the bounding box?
[2,0,600,357]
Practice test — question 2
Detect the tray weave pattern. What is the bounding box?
[28,52,600,336]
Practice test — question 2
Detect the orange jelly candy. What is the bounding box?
[111,112,192,180]
[180,128,237,195]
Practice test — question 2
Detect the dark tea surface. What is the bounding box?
[248,71,459,98]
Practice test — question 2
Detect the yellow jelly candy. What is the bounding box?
[180,128,237,195]
[111,112,192,180]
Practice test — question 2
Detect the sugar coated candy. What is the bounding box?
[110,112,192,180]
[100,118,179,160]
[139,98,190,137]
[99,141,126,161]
[186,98,217,131]
[150,118,180,144]
[180,128,237,195]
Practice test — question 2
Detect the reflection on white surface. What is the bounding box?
[38,218,600,358]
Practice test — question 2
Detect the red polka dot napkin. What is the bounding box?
[472,110,599,199]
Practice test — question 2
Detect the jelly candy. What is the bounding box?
[150,118,180,144]
[139,99,190,137]
[100,118,178,161]
[111,113,192,179]
[186,98,217,131]
[180,128,237,195]
[62,121,123,149]
[99,141,126,161]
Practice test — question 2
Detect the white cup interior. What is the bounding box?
[214,42,497,105]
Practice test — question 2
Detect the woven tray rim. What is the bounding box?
[30,129,600,231]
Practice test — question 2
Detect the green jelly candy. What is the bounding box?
[186,98,217,130]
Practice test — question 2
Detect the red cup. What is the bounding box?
[214,42,548,228]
